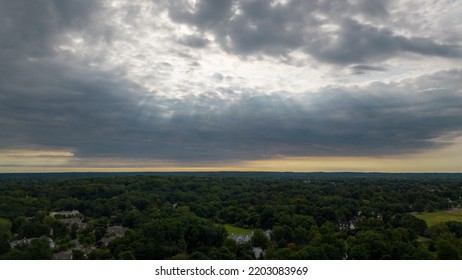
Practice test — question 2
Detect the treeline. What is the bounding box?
[0,175,462,259]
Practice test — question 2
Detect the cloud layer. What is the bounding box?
[1,0,461,168]
[169,0,461,64]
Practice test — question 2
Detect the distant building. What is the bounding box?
[338,221,355,230]
[10,237,55,249]
[49,210,80,217]
[230,229,272,244]
[107,225,129,237]
[10,238,33,248]
[230,233,253,244]
[252,247,263,259]
[60,218,87,229]
[98,225,129,247]
[99,236,116,247]
[52,250,72,260]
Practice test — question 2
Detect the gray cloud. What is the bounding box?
[1,0,462,168]
[167,0,461,65]
[354,0,389,18]
[350,64,388,75]
[177,35,210,48]
[0,0,104,58]
[307,19,461,65]
[1,63,462,163]
[170,0,235,29]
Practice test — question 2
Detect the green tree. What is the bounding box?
[251,229,269,249]
[18,222,49,238]
[0,218,12,236]
[436,237,460,259]
[293,226,310,246]
[118,251,135,260]
[88,248,113,260]
[12,217,28,233]
[29,237,52,259]
[272,225,293,244]
[347,230,388,259]
[0,234,11,255]
[446,221,462,238]
[72,250,87,260]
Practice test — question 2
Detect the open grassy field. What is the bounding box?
[414,209,462,226]
[224,224,254,235]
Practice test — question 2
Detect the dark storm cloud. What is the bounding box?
[0,0,112,103]
[0,61,143,152]
[167,0,461,64]
[0,0,104,57]
[306,19,461,65]
[166,70,462,160]
[2,64,462,163]
[1,0,462,166]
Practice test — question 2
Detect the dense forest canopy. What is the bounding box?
[1,173,462,260]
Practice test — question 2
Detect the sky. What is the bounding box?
[1,0,462,173]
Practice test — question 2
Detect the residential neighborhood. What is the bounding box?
[6,210,130,260]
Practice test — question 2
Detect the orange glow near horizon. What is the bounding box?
[1,140,461,173]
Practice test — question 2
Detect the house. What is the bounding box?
[10,238,33,248]
[52,250,72,260]
[59,218,87,229]
[73,241,93,256]
[338,221,355,230]
[97,225,129,247]
[230,229,271,244]
[107,225,129,237]
[264,229,272,239]
[50,210,87,229]
[99,236,116,247]
[49,238,56,248]
[252,247,263,259]
[10,237,55,249]
[230,233,253,244]
[49,210,80,217]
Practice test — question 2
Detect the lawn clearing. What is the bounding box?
[224,224,254,235]
[414,209,462,226]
